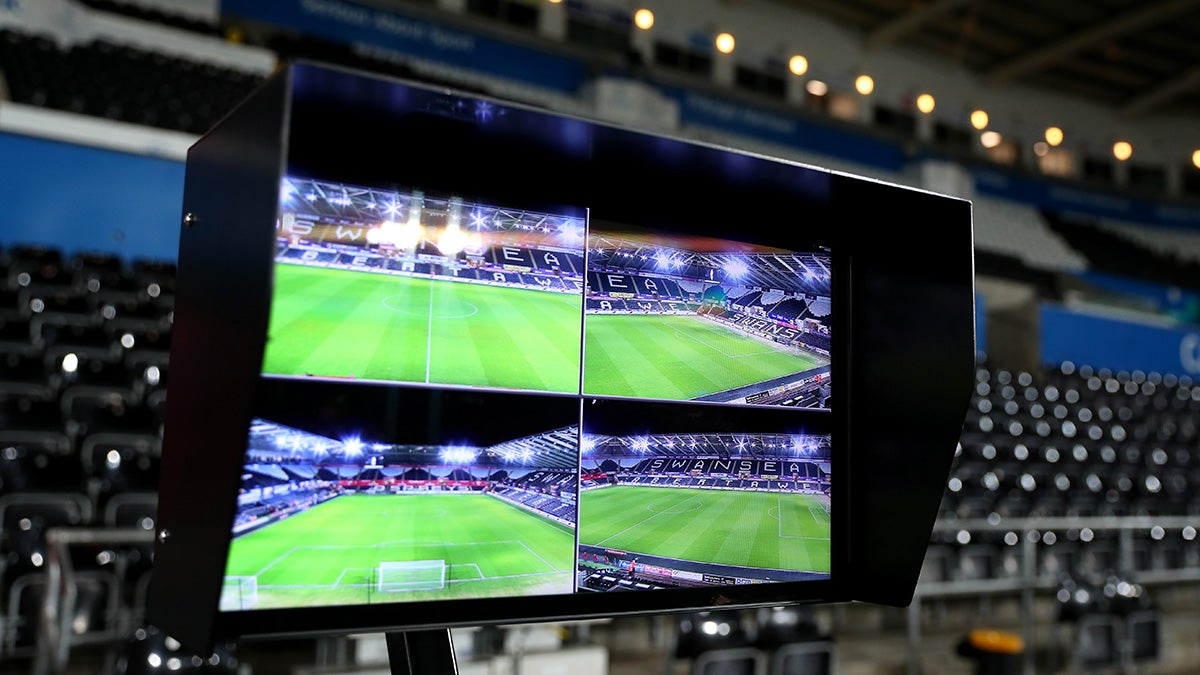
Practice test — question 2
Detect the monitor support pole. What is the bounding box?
[386,629,459,675]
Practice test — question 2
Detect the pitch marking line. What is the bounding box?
[672,328,778,359]
[808,505,831,525]
[254,546,303,578]
[516,541,563,573]
[594,493,701,546]
[768,498,832,541]
[258,569,563,591]
[381,294,479,319]
[425,280,435,383]
[254,540,561,582]
[279,570,564,590]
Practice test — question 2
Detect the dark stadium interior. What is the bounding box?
[2,0,1200,673]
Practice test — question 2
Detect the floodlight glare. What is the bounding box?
[559,220,584,243]
[724,259,749,279]
[437,197,467,255]
[341,437,364,457]
[440,447,478,464]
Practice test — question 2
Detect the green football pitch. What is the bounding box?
[222,493,575,609]
[262,264,583,392]
[262,263,826,400]
[582,314,827,401]
[579,486,830,574]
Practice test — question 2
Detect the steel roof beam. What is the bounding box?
[1120,63,1200,118]
[865,0,973,50]
[985,0,1200,84]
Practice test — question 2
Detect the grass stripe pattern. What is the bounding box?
[262,264,583,393]
[583,314,825,401]
[223,493,575,609]
[579,486,830,574]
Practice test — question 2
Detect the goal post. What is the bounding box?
[220,575,258,610]
[377,560,447,593]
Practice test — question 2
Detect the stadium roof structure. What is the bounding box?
[280,177,583,237]
[585,432,831,460]
[590,234,831,296]
[774,0,1200,118]
[247,419,578,468]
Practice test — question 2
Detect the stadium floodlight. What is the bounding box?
[723,259,749,280]
[341,436,364,457]
[464,230,485,256]
[440,447,477,465]
[436,197,467,256]
[559,220,584,243]
[631,437,650,453]
[474,100,496,123]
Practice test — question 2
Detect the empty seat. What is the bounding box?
[83,434,161,501]
[0,493,93,582]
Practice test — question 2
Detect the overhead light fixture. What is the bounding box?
[855,74,874,95]
[715,32,735,54]
[1045,126,1064,146]
[1113,141,1132,161]
[970,109,989,130]
[789,54,808,76]
[916,93,935,114]
[1192,149,1200,169]
[806,79,828,96]
[980,131,1002,149]
[633,8,654,30]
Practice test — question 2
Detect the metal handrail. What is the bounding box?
[37,527,156,675]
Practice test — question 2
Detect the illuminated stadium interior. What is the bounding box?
[577,431,831,591]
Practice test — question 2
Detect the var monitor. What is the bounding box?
[147,62,975,650]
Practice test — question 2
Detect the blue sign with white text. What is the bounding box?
[220,0,588,92]
[975,169,1200,230]
[1040,304,1200,376]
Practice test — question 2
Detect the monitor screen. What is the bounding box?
[219,173,833,610]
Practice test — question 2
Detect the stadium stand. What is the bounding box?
[0,30,264,134]
[75,0,221,37]
[1095,219,1200,265]
[971,195,1090,273]
[1044,212,1200,291]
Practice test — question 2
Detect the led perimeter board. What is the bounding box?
[148,62,975,650]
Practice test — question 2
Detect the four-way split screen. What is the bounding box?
[222,385,831,610]
[223,176,833,611]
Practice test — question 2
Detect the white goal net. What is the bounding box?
[377,560,446,593]
[220,575,258,610]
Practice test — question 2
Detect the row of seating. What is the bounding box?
[0,29,262,135]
